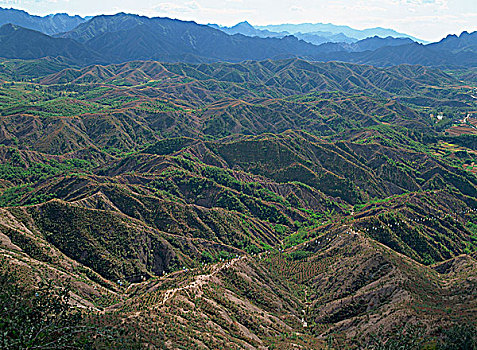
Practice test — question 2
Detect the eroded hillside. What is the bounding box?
[1,58,476,349]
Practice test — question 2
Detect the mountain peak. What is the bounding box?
[234,21,253,27]
[230,21,255,31]
[0,7,87,35]
[459,30,477,38]
[434,30,477,51]
[0,22,21,33]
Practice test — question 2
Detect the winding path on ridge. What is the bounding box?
[158,256,246,308]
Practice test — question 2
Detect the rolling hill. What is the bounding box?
[0,58,468,157]
[0,43,476,349]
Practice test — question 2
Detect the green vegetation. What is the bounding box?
[0,258,128,349]
[367,323,477,350]
[0,59,476,349]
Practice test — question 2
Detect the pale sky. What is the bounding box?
[0,0,476,41]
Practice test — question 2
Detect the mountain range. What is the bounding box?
[0,10,474,69]
[0,7,86,35]
[211,20,425,45]
[256,22,427,42]
[0,23,103,64]
[209,21,359,45]
[0,7,423,43]
[0,9,475,68]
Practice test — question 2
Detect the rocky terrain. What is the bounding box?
[0,57,476,349]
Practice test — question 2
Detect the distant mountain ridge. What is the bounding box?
[0,11,474,68]
[209,21,421,46]
[256,22,427,42]
[0,7,85,35]
[57,14,477,67]
[429,30,477,53]
[0,7,426,44]
[339,31,477,67]
[295,31,357,45]
[56,13,325,63]
[346,36,415,51]
[300,36,416,53]
[209,21,286,38]
[0,24,103,64]
[209,21,358,45]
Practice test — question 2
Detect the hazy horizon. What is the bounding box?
[0,0,475,42]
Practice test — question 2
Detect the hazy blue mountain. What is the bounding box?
[0,7,86,35]
[351,36,415,51]
[256,23,426,42]
[55,12,146,42]
[58,13,326,63]
[209,21,286,38]
[209,21,358,44]
[351,31,477,66]
[0,11,474,68]
[326,39,477,67]
[289,36,414,55]
[0,24,103,64]
[299,35,415,52]
[295,31,357,44]
[429,30,477,53]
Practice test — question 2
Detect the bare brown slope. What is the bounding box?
[82,229,476,349]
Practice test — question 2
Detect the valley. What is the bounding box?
[0,55,476,349]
